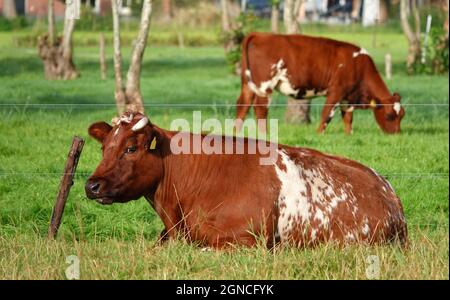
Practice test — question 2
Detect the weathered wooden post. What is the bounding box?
[99,33,107,80]
[48,137,85,239]
[385,52,392,80]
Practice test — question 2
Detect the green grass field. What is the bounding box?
[0,28,448,279]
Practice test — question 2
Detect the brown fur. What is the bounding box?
[235,32,405,134]
[86,113,408,249]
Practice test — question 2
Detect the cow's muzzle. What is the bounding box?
[85,178,114,205]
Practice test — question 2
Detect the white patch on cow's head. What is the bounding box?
[393,102,402,115]
[113,113,136,136]
[132,117,149,132]
[353,48,369,58]
[338,63,344,68]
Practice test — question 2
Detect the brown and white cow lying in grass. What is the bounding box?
[86,112,408,248]
[235,32,405,134]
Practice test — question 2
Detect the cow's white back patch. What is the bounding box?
[275,150,309,240]
[247,59,299,97]
[274,150,359,243]
[353,48,369,58]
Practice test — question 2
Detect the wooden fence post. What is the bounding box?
[385,53,392,80]
[48,137,85,239]
[99,33,107,80]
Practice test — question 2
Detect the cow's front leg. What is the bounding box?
[317,94,341,134]
[341,106,354,134]
[253,95,270,135]
[156,228,170,244]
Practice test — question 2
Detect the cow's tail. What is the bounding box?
[241,34,259,94]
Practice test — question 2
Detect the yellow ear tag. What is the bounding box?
[370,99,377,108]
[150,137,157,150]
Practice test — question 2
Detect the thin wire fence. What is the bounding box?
[0,103,448,107]
[0,172,448,180]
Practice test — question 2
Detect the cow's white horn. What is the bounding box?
[132,117,149,132]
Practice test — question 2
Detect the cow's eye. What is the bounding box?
[125,146,137,154]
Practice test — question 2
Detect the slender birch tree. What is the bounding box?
[400,0,422,73]
[112,0,153,115]
[284,0,311,125]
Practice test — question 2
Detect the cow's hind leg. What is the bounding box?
[317,92,343,134]
[253,95,270,135]
[234,84,255,133]
[341,106,354,134]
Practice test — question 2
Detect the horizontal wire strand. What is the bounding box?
[0,103,448,107]
[0,172,447,178]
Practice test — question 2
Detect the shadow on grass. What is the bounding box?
[401,126,450,135]
[0,57,43,77]
[143,57,225,74]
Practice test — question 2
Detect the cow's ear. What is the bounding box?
[88,122,112,143]
[393,93,401,102]
[145,127,162,152]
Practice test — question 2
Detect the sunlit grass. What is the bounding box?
[0,28,448,279]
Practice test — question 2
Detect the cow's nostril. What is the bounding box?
[90,182,101,194]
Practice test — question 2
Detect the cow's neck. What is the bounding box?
[149,129,203,234]
[363,67,392,104]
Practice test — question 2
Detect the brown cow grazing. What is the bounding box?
[235,32,405,134]
[86,112,407,248]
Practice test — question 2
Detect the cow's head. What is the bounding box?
[85,112,164,205]
[373,93,405,134]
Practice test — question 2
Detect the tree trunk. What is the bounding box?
[284,0,297,34]
[271,4,279,33]
[221,0,231,33]
[221,0,235,53]
[294,0,303,30]
[48,0,56,45]
[112,0,153,115]
[379,0,389,23]
[285,99,311,124]
[162,0,172,22]
[351,0,362,20]
[284,0,310,125]
[400,0,421,73]
[221,0,241,74]
[3,0,17,19]
[38,0,79,80]
[125,0,153,114]
[112,0,128,115]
